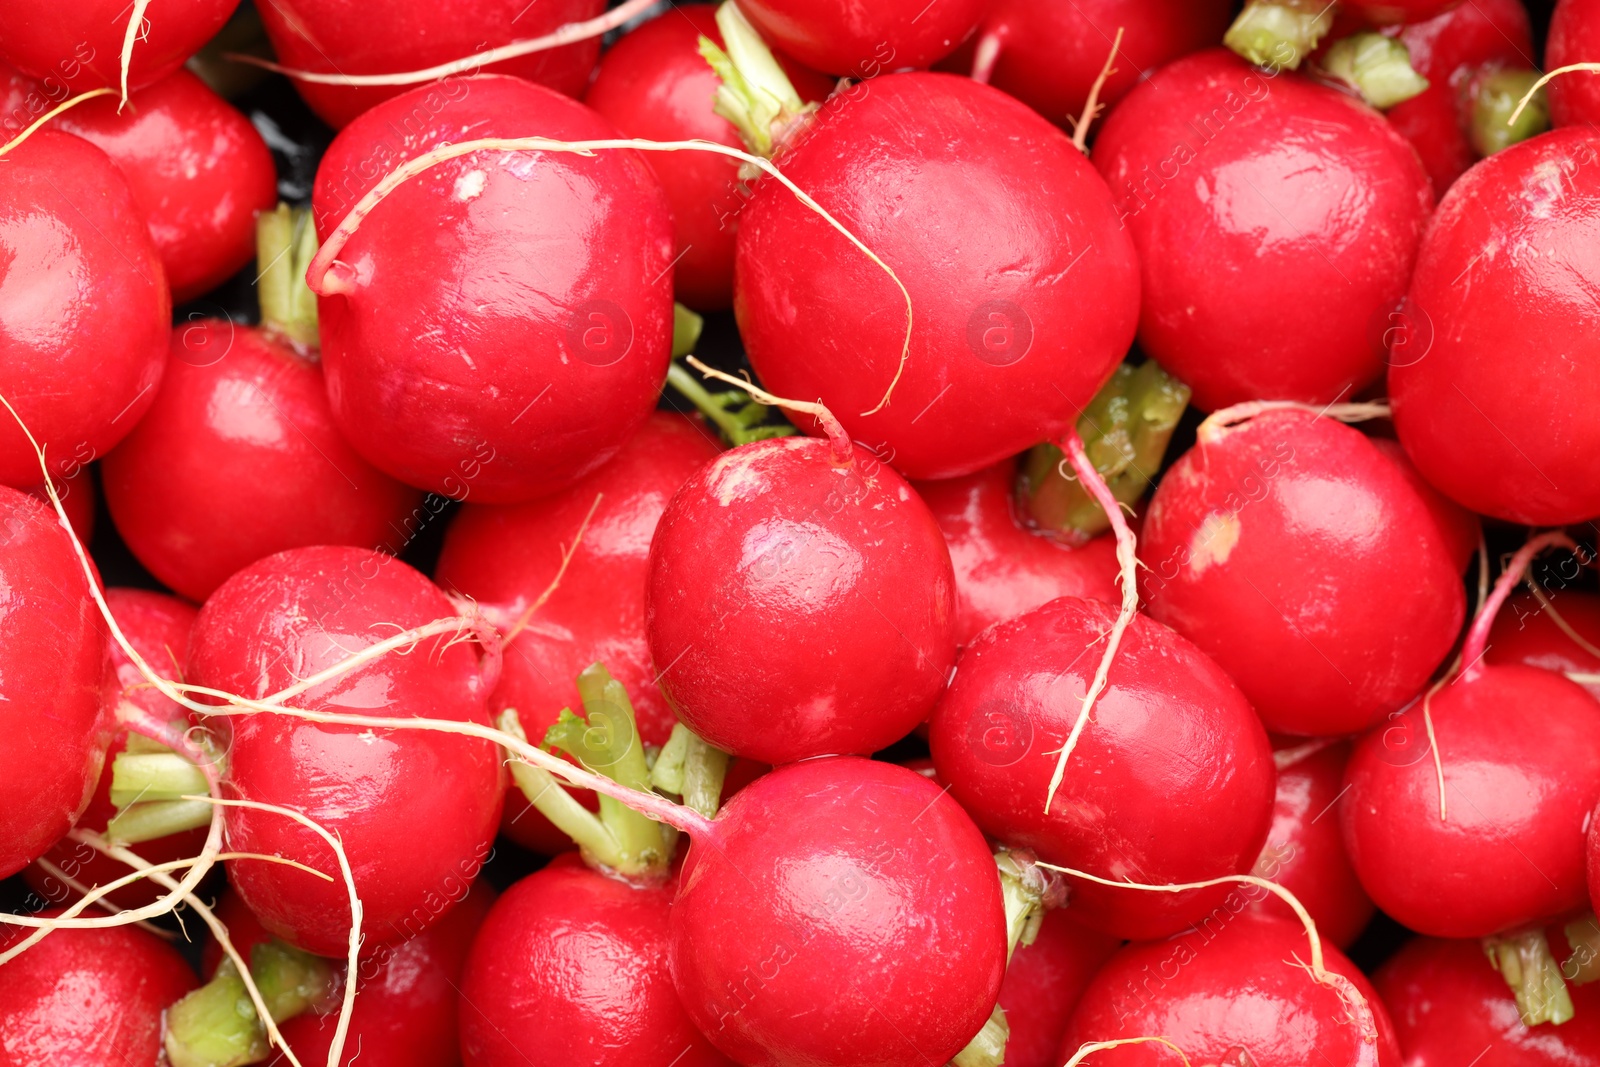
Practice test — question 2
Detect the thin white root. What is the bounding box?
[118,0,152,109]
[503,492,604,645]
[1526,579,1600,661]
[1061,1037,1192,1067]
[29,856,174,939]
[684,356,851,456]
[1070,27,1125,153]
[1198,400,1392,445]
[0,88,117,156]
[1509,63,1600,125]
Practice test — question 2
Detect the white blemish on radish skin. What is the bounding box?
[1189,512,1241,574]
[707,451,771,506]
[453,170,487,201]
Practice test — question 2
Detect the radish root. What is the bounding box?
[685,356,852,460]
[1197,400,1391,446]
[1509,64,1600,125]
[1070,27,1125,153]
[118,0,152,109]
[1525,579,1600,661]
[0,87,117,156]
[502,492,604,645]
[1062,1037,1193,1067]
[1459,531,1578,681]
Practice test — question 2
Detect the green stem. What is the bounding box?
[1485,928,1576,1026]
[665,360,798,446]
[1320,33,1430,109]
[256,202,320,351]
[106,799,214,845]
[1224,0,1334,71]
[1471,68,1550,157]
[498,708,622,862]
[1018,361,1190,545]
[950,1004,1010,1067]
[699,0,813,157]
[1565,914,1600,985]
[164,941,335,1067]
[110,751,210,806]
[673,302,704,359]
[650,723,732,819]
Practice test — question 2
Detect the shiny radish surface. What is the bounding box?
[0,0,238,92]
[736,0,988,74]
[1348,0,1466,23]
[0,486,110,881]
[1486,591,1600,702]
[928,596,1276,940]
[22,468,94,547]
[996,910,1121,1067]
[1092,49,1433,412]
[188,546,504,956]
[1369,437,1480,575]
[0,131,168,488]
[1549,0,1600,128]
[310,75,675,504]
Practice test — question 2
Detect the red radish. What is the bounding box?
[585,5,831,311]
[929,596,1275,940]
[1370,436,1479,574]
[0,910,197,1066]
[22,467,94,546]
[0,0,238,94]
[257,0,604,129]
[23,589,206,911]
[994,910,1121,1067]
[1390,128,1600,525]
[1343,536,1600,952]
[915,460,1119,647]
[102,321,424,603]
[1058,911,1399,1067]
[948,0,1231,128]
[670,756,1006,1067]
[735,71,1139,480]
[645,411,957,764]
[1347,0,1463,24]
[0,486,110,880]
[1092,49,1432,412]
[0,65,277,303]
[1487,591,1600,702]
[1250,740,1375,949]
[1382,0,1538,196]
[1139,408,1465,736]
[459,854,732,1067]
[1549,0,1600,128]
[735,0,988,75]
[0,130,168,488]
[308,75,674,504]
[185,545,505,956]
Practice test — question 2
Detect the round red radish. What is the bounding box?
[0,486,110,880]
[736,0,987,75]
[1092,49,1432,412]
[1549,0,1600,129]
[1249,741,1375,949]
[996,910,1121,1067]
[23,589,206,912]
[1369,436,1479,574]
[258,0,605,129]
[1376,935,1600,1065]
[646,434,956,764]
[1347,0,1463,24]
[1486,591,1600,702]
[671,756,1006,1067]
[309,75,674,504]
[914,459,1119,647]
[102,322,423,602]
[187,545,504,956]
[1139,409,1465,737]
[928,596,1275,939]
[22,467,95,546]
[1383,0,1536,195]
[0,0,238,93]
[459,854,731,1067]
[0,130,168,488]
[585,5,831,310]
[1390,128,1600,525]
[0,65,277,303]
[1058,911,1399,1067]
[736,71,1139,480]
[0,910,197,1065]
[948,0,1231,127]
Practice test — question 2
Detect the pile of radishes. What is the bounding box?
[3,0,1600,1064]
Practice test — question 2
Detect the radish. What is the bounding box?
[993,910,1121,1067]
[914,460,1119,648]
[1549,0,1600,129]
[927,596,1276,940]
[645,396,957,764]
[102,206,423,602]
[178,545,505,956]
[585,4,831,311]
[1092,48,1433,412]
[0,0,238,96]
[0,64,278,303]
[725,52,1139,479]
[0,486,110,880]
[0,130,168,488]
[1348,0,1462,22]
[1376,935,1600,1061]
[1382,0,1541,196]
[308,74,675,504]
[1250,740,1375,948]
[22,589,205,912]
[459,854,732,1067]
[1370,436,1480,574]
[1486,591,1600,702]
[1342,536,1600,1019]
[735,0,989,75]
[1139,407,1465,736]
[949,0,1231,128]
[1058,911,1399,1067]
[1389,128,1600,525]
[0,909,197,1066]
[256,0,605,128]
[670,756,1006,1067]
